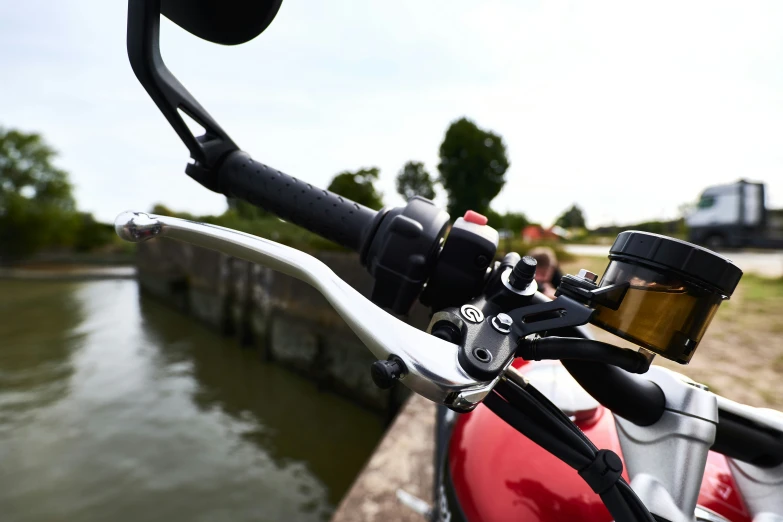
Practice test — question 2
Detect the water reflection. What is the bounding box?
[0,280,83,429]
[138,296,386,507]
[0,280,384,522]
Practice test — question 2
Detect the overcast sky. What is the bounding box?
[2,1,782,228]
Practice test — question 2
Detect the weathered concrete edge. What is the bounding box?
[134,238,431,414]
[0,266,137,280]
[331,394,436,522]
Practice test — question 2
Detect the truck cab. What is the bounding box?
[687,180,783,249]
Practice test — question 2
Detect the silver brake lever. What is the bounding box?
[115,211,490,410]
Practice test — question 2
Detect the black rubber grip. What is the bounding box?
[217,151,379,251]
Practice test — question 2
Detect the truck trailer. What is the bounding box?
[686,180,783,249]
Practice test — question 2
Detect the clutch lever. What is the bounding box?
[115,211,491,411]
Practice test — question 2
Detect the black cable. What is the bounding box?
[514,381,655,521]
[483,392,587,469]
[519,383,654,522]
[524,382,599,453]
[495,379,595,457]
[600,486,638,522]
[485,377,657,522]
[525,294,666,428]
[617,480,657,522]
[518,336,651,374]
[499,378,599,458]
[508,382,653,521]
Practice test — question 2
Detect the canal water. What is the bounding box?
[0,279,385,522]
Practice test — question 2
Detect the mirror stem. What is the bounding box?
[126,0,238,190]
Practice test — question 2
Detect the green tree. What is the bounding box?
[73,213,115,252]
[396,161,436,201]
[226,197,269,220]
[485,208,503,227]
[501,211,529,232]
[0,127,79,258]
[437,117,509,217]
[485,209,528,232]
[554,204,586,229]
[327,167,384,210]
[151,203,176,216]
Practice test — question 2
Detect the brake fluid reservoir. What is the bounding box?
[591,231,742,364]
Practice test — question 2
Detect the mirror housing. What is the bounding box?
[161,0,283,45]
[125,0,282,187]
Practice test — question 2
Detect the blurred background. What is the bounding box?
[1,1,782,521]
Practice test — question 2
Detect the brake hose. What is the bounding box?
[485,378,656,522]
[527,295,667,427]
[518,336,652,374]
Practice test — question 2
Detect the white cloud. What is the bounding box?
[1,0,782,228]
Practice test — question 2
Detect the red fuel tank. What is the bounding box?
[447,361,752,522]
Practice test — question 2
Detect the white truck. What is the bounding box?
[686,180,783,249]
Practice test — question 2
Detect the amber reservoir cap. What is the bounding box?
[609,231,743,296]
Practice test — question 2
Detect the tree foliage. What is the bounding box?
[484,208,503,228]
[591,218,684,237]
[437,117,509,217]
[327,167,384,210]
[396,161,436,201]
[72,213,116,252]
[500,211,529,232]
[0,128,80,258]
[554,204,586,229]
[226,197,270,220]
[485,209,529,232]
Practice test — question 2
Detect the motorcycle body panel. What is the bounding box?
[444,360,752,522]
[698,452,752,522]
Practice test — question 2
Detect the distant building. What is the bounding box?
[522,225,563,242]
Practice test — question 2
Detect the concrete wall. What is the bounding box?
[135,238,430,414]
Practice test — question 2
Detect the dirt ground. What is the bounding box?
[561,257,783,410]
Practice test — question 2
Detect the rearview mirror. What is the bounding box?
[161,0,283,45]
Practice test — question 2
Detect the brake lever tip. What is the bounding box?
[115,211,162,243]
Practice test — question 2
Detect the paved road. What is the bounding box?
[564,244,783,278]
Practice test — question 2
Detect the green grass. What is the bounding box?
[560,256,610,279]
[726,274,783,333]
[739,274,783,301]
[498,238,578,263]
[773,354,783,373]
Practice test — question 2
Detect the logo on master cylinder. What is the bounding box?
[460,305,484,324]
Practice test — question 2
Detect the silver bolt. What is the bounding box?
[491,313,513,334]
[577,269,598,283]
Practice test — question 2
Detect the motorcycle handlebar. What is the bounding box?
[528,300,666,426]
[217,151,380,252]
[561,359,666,426]
[714,398,783,468]
[568,359,783,467]
[545,318,783,467]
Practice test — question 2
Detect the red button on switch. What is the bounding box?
[463,210,488,226]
